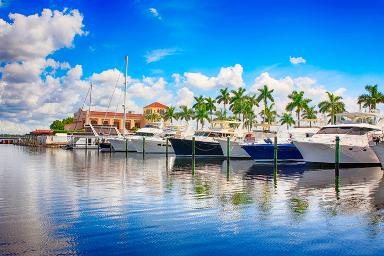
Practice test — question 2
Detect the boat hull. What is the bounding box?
[218,139,250,159]
[132,138,174,154]
[293,140,380,164]
[109,138,136,152]
[169,138,223,157]
[242,144,303,162]
[372,143,384,168]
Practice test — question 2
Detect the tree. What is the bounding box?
[318,92,346,124]
[302,106,318,127]
[162,106,177,124]
[260,103,277,124]
[178,105,194,125]
[193,95,205,110]
[216,88,231,118]
[357,85,384,111]
[230,87,246,120]
[214,109,227,120]
[62,117,74,125]
[286,90,312,127]
[194,104,209,130]
[50,120,64,130]
[256,85,274,123]
[280,113,295,129]
[205,97,217,123]
[145,112,161,122]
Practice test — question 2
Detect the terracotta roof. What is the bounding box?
[143,102,168,109]
[88,111,143,118]
[31,130,53,134]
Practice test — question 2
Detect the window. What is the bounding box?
[317,127,378,135]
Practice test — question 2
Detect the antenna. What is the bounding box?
[123,56,128,136]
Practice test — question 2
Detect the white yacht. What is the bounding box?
[131,124,190,153]
[372,137,384,168]
[293,112,383,165]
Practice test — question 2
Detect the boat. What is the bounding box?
[293,112,384,165]
[372,136,384,168]
[242,143,303,162]
[169,120,241,157]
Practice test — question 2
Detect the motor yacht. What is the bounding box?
[169,120,241,157]
[372,136,384,168]
[293,112,383,165]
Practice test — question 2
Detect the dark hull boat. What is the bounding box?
[242,143,303,162]
[99,142,112,152]
[169,138,223,157]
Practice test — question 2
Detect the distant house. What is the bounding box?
[64,102,169,132]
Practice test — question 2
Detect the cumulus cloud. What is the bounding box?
[0,9,85,61]
[175,87,194,107]
[145,48,180,63]
[148,8,162,20]
[289,56,306,65]
[184,64,244,90]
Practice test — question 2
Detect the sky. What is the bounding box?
[0,0,384,133]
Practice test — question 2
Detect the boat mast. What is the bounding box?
[123,56,128,136]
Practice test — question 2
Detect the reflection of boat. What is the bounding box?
[293,112,383,165]
[170,121,240,157]
[242,143,303,162]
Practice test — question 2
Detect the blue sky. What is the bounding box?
[0,0,383,132]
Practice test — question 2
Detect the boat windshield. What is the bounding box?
[336,114,378,125]
[194,131,231,137]
[136,132,155,137]
[144,124,160,129]
[316,126,378,135]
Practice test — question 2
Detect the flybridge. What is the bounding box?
[336,111,383,126]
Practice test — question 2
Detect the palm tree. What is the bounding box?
[145,112,161,122]
[318,92,346,125]
[230,87,246,120]
[280,113,295,129]
[178,105,194,125]
[260,103,277,124]
[256,85,274,123]
[162,106,177,124]
[214,109,227,120]
[286,90,312,127]
[205,97,217,123]
[193,95,205,110]
[216,88,231,118]
[194,104,209,130]
[357,85,384,111]
[302,106,317,127]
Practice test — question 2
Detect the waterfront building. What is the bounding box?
[64,102,168,132]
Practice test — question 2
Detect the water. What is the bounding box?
[1,145,384,255]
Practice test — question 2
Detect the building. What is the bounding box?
[64,102,168,132]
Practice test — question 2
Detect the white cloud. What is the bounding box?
[175,87,194,107]
[289,56,306,65]
[148,8,161,20]
[0,120,33,134]
[127,76,173,105]
[184,64,244,90]
[0,9,85,61]
[145,48,180,63]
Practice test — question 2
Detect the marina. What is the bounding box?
[1,145,384,255]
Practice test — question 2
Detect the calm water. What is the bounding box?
[1,145,384,255]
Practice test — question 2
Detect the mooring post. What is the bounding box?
[85,138,88,151]
[125,138,128,157]
[273,136,278,167]
[192,136,195,175]
[166,137,169,158]
[142,137,145,158]
[226,136,230,179]
[97,140,99,155]
[335,136,340,177]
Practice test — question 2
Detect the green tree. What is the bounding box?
[193,95,205,110]
[302,106,318,127]
[260,103,277,124]
[280,113,295,129]
[162,106,178,124]
[205,97,217,123]
[145,112,161,122]
[62,116,74,125]
[214,109,227,120]
[286,90,312,127]
[178,105,194,125]
[357,85,384,111]
[318,92,346,124]
[216,88,231,118]
[256,85,274,123]
[194,104,209,130]
[230,87,246,120]
[50,120,64,130]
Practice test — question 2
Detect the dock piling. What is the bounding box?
[192,137,195,175]
[142,137,145,158]
[226,136,230,180]
[273,136,278,167]
[166,138,169,158]
[335,136,340,176]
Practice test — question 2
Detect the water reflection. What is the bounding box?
[1,145,384,255]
